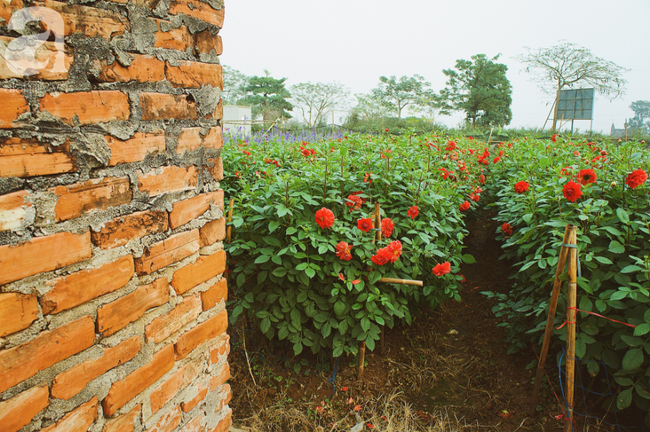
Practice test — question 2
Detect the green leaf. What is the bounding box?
[260,317,271,334]
[617,387,633,410]
[594,256,613,265]
[334,301,346,317]
[293,342,303,356]
[286,227,298,235]
[620,265,643,274]
[634,323,650,336]
[295,263,308,271]
[255,255,271,264]
[366,336,375,351]
[461,254,476,264]
[333,346,344,357]
[236,273,246,288]
[622,348,644,370]
[268,221,280,233]
[608,240,625,254]
[272,267,288,277]
[257,271,268,284]
[305,267,316,278]
[278,326,289,340]
[616,208,630,224]
[321,322,331,338]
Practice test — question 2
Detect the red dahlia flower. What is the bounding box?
[364,172,372,183]
[514,181,529,194]
[626,169,648,189]
[335,241,353,261]
[493,157,501,164]
[315,208,335,229]
[469,192,480,202]
[357,218,373,232]
[371,248,392,266]
[578,169,597,186]
[432,262,451,276]
[563,180,583,202]
[480,174,485,184]
[445,141,456,151]
[407,205,419,219]
[345,194,363,212]
[301,149,310,156]
[459,201,471,212]
[387,240,402,263]
[502,223,513,236]
[551,134,557,143]
[381,218,394,237]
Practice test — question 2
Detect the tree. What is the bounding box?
[517,41,628,130]
[221,65,249,106]
[290,81,350,128]
[629,100,650,131]
[238,73,293,123]
[438,54,512,127]
[370,75,431,120]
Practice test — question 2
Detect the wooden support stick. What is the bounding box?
[226,198,234,244]
[374,202,381,242]
[378,277,424,286]
[530,225,573,412]
[357,341,366,381]
[564,227,578,432]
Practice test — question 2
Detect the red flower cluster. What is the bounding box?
[492,156,501,164]
[563,180,582,202]
[357,218,373,232]
[469,192,480,202]
[407,205,419,219]
[514,181,529,193]
[335,241,353,261]
[371,240,402,266]
[502,223,513,236]
[459,201,470,212]
[551,134,557,143]
[315,208,335,229]
[381,149,392,159]
[381,218,394,237]
[445,141,456,151]
[242,150,251,156]
[299,143,316,157]
[578,169,597,186]
[345,192,366,212]
[626,169,648,189]
[479,174,485,184]
[363,172,372,183]
[264,158,280,168]
[432,262,451,276]
[477,148,490,165]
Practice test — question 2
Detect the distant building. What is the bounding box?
[223,106,252,137]
[611,121,641,138]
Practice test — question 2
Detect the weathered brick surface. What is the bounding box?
[146,405,182,432]
[0,315,96,393]
[0,89,29,129]
[201,279,227,312]
[102,404,140,432]
[139,93,197,121]
[0,292,39,337]
[169,190,223,229]
[145,295,202,343]
[97,278,169,337]
[36,0,128,39]
[215,384,231,412]
[0,385,49,432]
[180,415,204,432]
[138,165,198,197]
[40,90,130,125]
[209,334,230,364]
[102,344,175,416]
[50,176,132,222]
[174,309,227,359]
[0,231,92,286]
[171,249,226,295]
[199,217,225,247]
[209,410,232,432]
[195,31,223,56]
[154,20,193,51]
[206,157,223,182]
[166,61,223,89]
[208,362,230,392]
[106,132,166,166]
[0,190,32,232]
[0,37,73,81]
[51,336,141,400]
[92,210,169,250]
[41,397,98,432]
[181,383,207,413]
[0,0,23,24]
[98,55,165,83]
[150,358,202,414]
[134,229,200,275]
[0,139,75,178]
[176,127,222,154]
[168,0,224,27]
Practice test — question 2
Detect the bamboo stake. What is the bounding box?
[378,277,423,286]
[374,202,384,356]
[226,198,234,244]
[564,227,578,432]
[357,341,366,381]
[530,225,573,412]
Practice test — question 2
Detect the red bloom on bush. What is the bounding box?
[459,201,471,212]
[502,223,513,236]
[357,218,373,232]
[381,218,394,237]
[381,149,392,159]
[315,208,335,229]
[578,169,597,186]
[626,169,648,189]
[551,134,557,143]
[439,168,450,180]
[514,181,529,194]
[480,174,485,184]
[345,194,363,212]
[432,262,451,277]
[563,180,583,202]
[301,149,310,156]
[469,192,480,202]
[335,241,353,261]
[371,248,392,266]
[407,205,419,219]
[445,141,456,151]
[492,157,501,164]
[364,172,372,183]
[387,240,402,263]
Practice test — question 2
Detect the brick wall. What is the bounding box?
[0,0,230,430]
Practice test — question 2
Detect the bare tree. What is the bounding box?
[517,41,628,130]
[221,65,250,106]
[290,81,350,128]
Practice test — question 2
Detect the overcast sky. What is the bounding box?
[220,0,650,134]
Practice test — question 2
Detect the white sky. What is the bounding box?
[220,0,650,134]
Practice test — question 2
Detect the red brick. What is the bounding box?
[174,309,227,359]
[206,157,223,182]
[201,279,227,312]
[52,177,131,222]
[0,315,95,394]
[0,139,75,178]
[36,0,127,39]
[92,210,169,250]
[98,55,165,83]
[106,132,166,166]
[195,31,222,56]
[0,292,39,337]
[181,415,204,432]
[208,362,229,392]
[0,89,29,129]
[40,90,130,125]
[171,249,225,295]
[0,190,32,232]
[181,383,207,413]
[145,295,202,343]
[214,384,231,412]
[0,36,73,81]
[169,190,223,229]
[134,229,200,275]
[97,278,169,337]
[150,358,202,414]
[146,405,182,432]
[166,61,222,89]
[209,334,229,364]
[0,385,49,432]
[209,410,231,432]
[168,0,224,27]
[138,165,198,197]
[42,397,98,432]
[208,99,223,120]
[0,0,22,24]
[176,127,222,154]
[42,255,133,315]
[102,404,140,432]
[154,20,193,51]
[103,344,175,416]
[139,92,197,121]
[51,336,141,400]
[0,231,92,286]
[199,217,225,247]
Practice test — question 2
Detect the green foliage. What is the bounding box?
[239,73,294,123]
[290,82,350,128]
[222,65,250,106]
[370,75,434,121]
